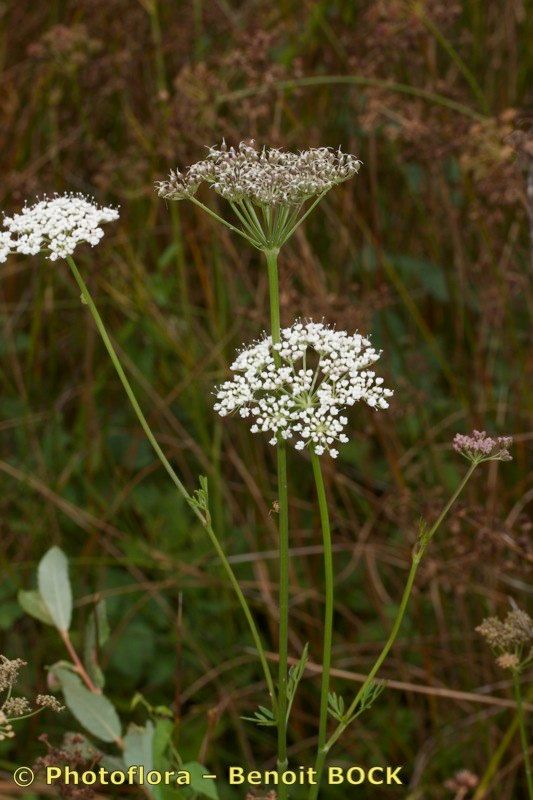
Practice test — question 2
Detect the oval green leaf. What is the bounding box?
[38,547,72,632]
[123,721,154,775]
[18,589,54,625]
[54,667,121,743]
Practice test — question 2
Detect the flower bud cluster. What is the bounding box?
[214,321,392,458]
[453,430,513,462]
[1,194,118,262]
[157,141,361,206]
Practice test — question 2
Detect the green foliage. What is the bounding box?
[328,680,385,726]
[83,599,110,689]
[327,691,345,722]
[241,705,277,728]
[37,547,72,632]
[17,589,54,626]
[123,720,154,777]
[52,666,122,743]
[286,643,309,722]
[181,763,219,800]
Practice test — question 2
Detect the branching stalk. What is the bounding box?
[308,461,478,798]
[65,256,277,713]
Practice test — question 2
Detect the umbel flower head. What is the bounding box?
[453,430,513,462]
[214,321,393,458]
[157,140,361,206]
[1,193,119,262]
[156,141,361,250]
[0,655,63,742]
[476,604,533,671]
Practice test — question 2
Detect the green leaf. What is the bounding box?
[53,667,121,743]
[181,763,219,800]
[286,643,308,721]
[241,705,276,727]
[123,721,154,776]
[84,600,109,689]
[327,691,346,722]
[153,718,174,769]
[18,590,54,625]
[38,547,72,631]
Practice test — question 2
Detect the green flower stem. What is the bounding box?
[272,205,290,244]
[65,255,277,714]
[229,201,264,244]
[244,199,265,240]
[308,461,478,798]
[280,192,328,245]
[188,196,262,248]
[513,671,533,799]
[473,686,533,799]
[310,453,334,776]
[266,248,282,343]
[264,247,290,796]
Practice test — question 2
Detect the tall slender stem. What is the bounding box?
[65,256,277,712]
[264,248,290,796]
[311,453,334,771]
[513,671,533,799]
[308,461,478,799]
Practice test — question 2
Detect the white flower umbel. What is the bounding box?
[0,231,14,263]
[1,193,119,262]
[214,321,393,458]
[158,141,361,206]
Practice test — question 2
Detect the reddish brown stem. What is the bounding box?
[59,629,101,695]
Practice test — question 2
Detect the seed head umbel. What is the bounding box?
[3,697,31,716]
[453,430,513,462]
[1,193,119,262]
[444,770,479,792]
[214,321,392,458]
[496,652,520,670]
[35,694,65,712]
[476,606,533,671]
[156,141,361,206]
[0,656,26,692]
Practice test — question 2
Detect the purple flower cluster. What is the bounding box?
[453,430,513,462]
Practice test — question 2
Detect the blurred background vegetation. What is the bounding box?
[0,0,531,797]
